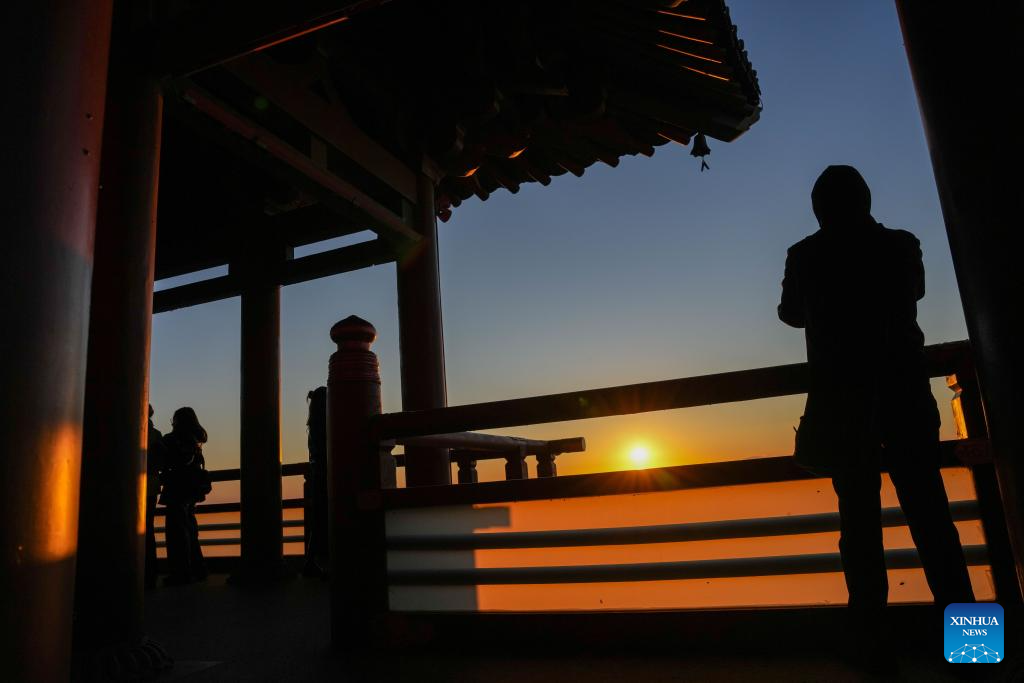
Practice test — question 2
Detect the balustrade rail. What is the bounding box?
[152,434,586,550]
[322,335,1020,635]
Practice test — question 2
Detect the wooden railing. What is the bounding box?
[152,434,586,548]
[321,328,1020,647]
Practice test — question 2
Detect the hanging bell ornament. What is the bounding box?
[690,131,711,172]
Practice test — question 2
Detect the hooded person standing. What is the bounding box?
[779,165,973,661]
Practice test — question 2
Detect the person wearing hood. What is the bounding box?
[779,166,973,662]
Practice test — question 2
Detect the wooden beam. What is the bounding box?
[373,341,970,440]
[154,238,395,313]
[279,237,393,285]
[153,274,239,313]
[224,54,417,203]
[156,1,382,77]
[179,83,420,244]
[270,206,367,251]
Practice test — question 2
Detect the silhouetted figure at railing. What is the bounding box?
[145,404,169,590]
[160,406,212,586]
[779,165,974,656]
[303,386,329,578]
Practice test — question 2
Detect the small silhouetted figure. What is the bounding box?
[303,387,329,577]
[145,405,169,589]
[160,406,211,585]
[779,166,974,634]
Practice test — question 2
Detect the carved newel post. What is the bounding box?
[327,316,388,647]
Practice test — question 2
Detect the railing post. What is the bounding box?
[949,362,1022,604]
[505,445,529,480]
[327,316,387,648]
[536,451,558,478]
[380,441,398,489]
[454,451,479,484]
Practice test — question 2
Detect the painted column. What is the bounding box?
[897,1,1024,591]
[0,2,113,680]
[948,366,1021,605]
[396,172,451,486]
[327,316,387,646]
[73,12,172,673]
[237,244,286,580]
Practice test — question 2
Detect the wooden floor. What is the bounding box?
[145,575,1017,682]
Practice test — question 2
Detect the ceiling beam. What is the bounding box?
[224,54,417,204]
[280,236,393,286]
[178,83,420,244]
[154,274,238,314]
[154,238,395,313]
[156,1,384,77]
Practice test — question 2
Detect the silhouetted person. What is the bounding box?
[145,405,169,590]
[303,387,329,578]
[160,406,211,585]
[779,166,973,648]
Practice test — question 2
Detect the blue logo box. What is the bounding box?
[945,603,1003,663]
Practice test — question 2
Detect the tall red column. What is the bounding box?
[897,1,1024,591]
[237,243,287,582]
[0,2,113,680]
[327,316,387,646]
[396,173,451,486]
[73,11,172,673]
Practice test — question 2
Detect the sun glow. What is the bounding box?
[628,444,652,468]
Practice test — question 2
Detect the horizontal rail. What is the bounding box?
[153,497,305,516]
[372,341,970,440]
[397,434,585,455]
[201,435,584,481]
[155,519,303,534]
[386,500,981,550]
[157,534,305,549]
[379,439,984,509]
[387,544,989,585]
[207,462,308,483]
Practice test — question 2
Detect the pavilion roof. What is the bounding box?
[153,0,760,281]
[312,0,761,214]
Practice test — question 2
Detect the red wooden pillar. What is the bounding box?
[396,172,451,486]
[237,243,287,581]
[327,316,387,647]
[73,14,172,674]
[0,2,113,680]
[897,1,1024,592]
[948,364,1022,605]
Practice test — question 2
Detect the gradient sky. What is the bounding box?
[150,1,967,484]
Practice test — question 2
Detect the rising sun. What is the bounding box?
[628,444,651,468]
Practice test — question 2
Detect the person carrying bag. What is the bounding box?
[159,406,211,585]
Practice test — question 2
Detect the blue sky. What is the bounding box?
[150,1,966,477]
